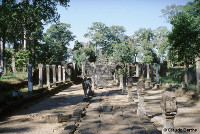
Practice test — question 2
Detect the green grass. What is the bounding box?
[0,72,28,83]
[188,84,196,89]
[0,72,28,101]
[160,76,180,86]
[160,67,196,90]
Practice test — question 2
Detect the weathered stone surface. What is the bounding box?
[28,64,33,92]
[102,104,112,112]
[160,91,177,134]
[63,121,76,132]
[75,85,161,134]
[45,114,71,123]
[160,91,177,115]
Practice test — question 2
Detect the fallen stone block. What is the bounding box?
[45,114,72,123]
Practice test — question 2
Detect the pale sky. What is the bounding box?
[44,0,193,48]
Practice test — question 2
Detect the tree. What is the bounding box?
[133,28,158,64]
[0,0,70,67]
[164,0,200,66]
[73,40,84,51]
[113,41,133,62]
[109,25,128,42]
[154,26,169,62]
[84,22,128,57]
[168,12,199,66]
[84,22,110,51]
[72,41,84,67]
[161,4,183,24]
[73,42,97,68]
[40,23,75,63]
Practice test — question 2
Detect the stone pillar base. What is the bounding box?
[162,118,175,134]
[137,106,146,116]
[126,95,133,101]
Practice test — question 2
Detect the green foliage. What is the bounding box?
[15,50,30,71]
[83,47,96,63]
[73,41,96,68]
[40,23,75,63]
[166,1,200,66]
[161,4,183,24]
[4,48,14,71]
[160,68,184,85]
[73,40,84,51]
[84,22,110,49]
[0,0,70,67]
[112,42,133,65]
[133,28,159,64]
[84,22,128,57]
[154,26,170,61]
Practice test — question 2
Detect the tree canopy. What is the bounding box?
[162,0,200,66]
[39,23,75,63]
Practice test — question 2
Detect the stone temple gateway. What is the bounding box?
[83,60,116,89]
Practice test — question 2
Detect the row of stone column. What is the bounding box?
[132,63,160,83]
[124,76,178,134]
[28,64,67,92]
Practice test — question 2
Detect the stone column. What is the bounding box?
[91,76,95,90]
[122,75,127,94]
[184,71,189,84]
[146,64,150,80]
[137,78,146,116]
[114,68,117,84]
[12,57,16,73]
[139,64,142,77]
[62,66,66,83]
[38,64,43,88]
[73,63,77,80]
[0,39,3,67]
[151,65,154,82]
[196,58,200,94]
[58,65,61,83]
[127,63,130,76]
[136,63,139,77]
[156,64,159,83]
[3,57,7,74]
[67,68,71,81]
[160,91,177,134]
[127,76,133,101]
[28,64,33,92]
[119,73,123,89]
[46,65,50,88]
[82,62,85,78]
[52,65,56,84]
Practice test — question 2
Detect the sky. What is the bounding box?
[44,0,193,48]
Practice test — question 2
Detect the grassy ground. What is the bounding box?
[160,67,196,90]
[0,72,28,101]
[0,72,28,84]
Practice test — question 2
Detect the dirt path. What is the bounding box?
[74,86,160,134]
[1,83,199,134]
[0,84,84,134]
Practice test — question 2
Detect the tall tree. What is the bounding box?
[133,28,158,63]
[154,26,169,62]
[164,0,200,66]
[40,23,75,63]
[161,4,183,24]
[84,22,128,57]
[0,0,70,66]
[84,22,110,51]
